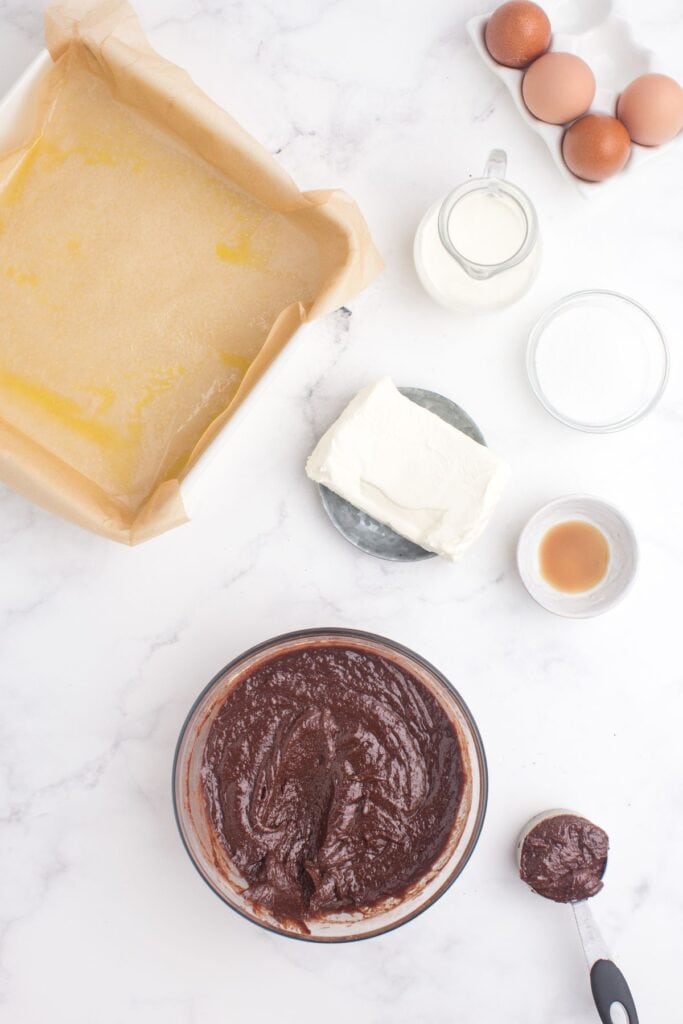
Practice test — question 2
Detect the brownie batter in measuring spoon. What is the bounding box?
[517,810,639,1024]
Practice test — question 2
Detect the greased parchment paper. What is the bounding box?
[0,0,382,544]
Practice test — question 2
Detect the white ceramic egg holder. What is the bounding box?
[467,2,681,197]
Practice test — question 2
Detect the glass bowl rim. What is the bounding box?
[526,289,670,433]
[172,626,489,943]
[438,175,538,275]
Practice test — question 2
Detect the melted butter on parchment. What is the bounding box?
[0,53,328,510]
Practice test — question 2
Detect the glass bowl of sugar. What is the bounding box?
[527,290,669,432]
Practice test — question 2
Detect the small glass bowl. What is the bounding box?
[527,290,669,433]
[173,628,488,942]
[517,495,639,618]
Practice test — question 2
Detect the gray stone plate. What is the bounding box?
[318,387,486,562]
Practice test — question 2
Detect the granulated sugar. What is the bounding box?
[531,294,667,429]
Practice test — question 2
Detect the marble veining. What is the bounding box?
[1,0,682,1021]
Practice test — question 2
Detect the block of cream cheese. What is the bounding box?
[306,378,510,562]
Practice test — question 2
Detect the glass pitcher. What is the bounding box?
[413,150,540,313]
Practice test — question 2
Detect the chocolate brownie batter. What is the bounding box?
[519,813,609,902]
[202,644,464,922]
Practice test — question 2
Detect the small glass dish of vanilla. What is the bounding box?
[516,495,638,618]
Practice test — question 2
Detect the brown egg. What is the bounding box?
[485,1,551,69]
[522,52,595,124]
[562,114,631,181]
[617,73,683,146]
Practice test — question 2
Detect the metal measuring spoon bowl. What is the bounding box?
[517,810,639,1024]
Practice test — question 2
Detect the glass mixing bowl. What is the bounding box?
[173,628,488,942]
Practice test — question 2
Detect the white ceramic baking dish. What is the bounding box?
[0,50,314,522]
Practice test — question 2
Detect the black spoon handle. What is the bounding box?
[590,959,639,1024]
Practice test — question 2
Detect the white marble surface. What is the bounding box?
[1,0,682,1020]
